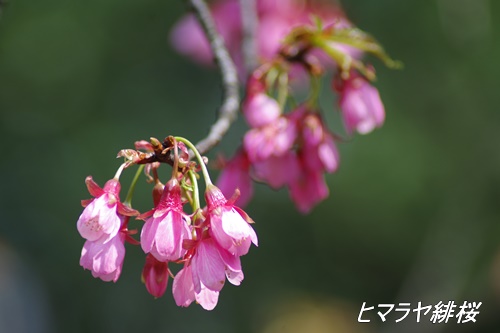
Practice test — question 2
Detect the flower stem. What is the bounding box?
[124,165,145,206]
[113,163,126,180]
[188,170,200,212]
[175,136,213,186]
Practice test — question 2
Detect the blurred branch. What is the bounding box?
[187,0,240,155]
[239,0,259,76]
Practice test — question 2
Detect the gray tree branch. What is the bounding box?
[187,0,240,155]
[239,0,259,77]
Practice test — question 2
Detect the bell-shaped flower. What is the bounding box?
[288,169,329,214]
[243,115,298,163]
[253,152,300,189]
[336,72,385,135]
[80,230,126,282]
[172,237,244,310]
[242,93,281,128]
[205,185,258,256]
[140,178,192,262]
[172,264,220,311]
[216,149,254,207]
[142,254,169,298]
[300,113,340,174]
[77,176,138,243]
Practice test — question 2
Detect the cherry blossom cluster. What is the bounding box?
[76,0,399,310]
[173,0,400,212]
[77,137,257,310]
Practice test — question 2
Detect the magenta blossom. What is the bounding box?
[172,264,220,311]
[140,178,192,262]
[205,185,258,256]
[300,113,340,174]
[336,72,385,135]
[142,254,169,298]
[80,229,126,282]
[253,152,300,189]
[288,169,329,214]
[242,93,281,128]
[216,150,254,207]
[244,114,298,163]
[172,237,244,310]
[77,176,138,242]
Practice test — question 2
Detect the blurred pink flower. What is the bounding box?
[216,150,254,207]
[170,0,354,75]
[244,114,298,163]
[300,113,340,173]
[242,92,281,128]
[336,72,385,135]
[253,152,300,189]
[140,178,192,262]
[288,169,329,214]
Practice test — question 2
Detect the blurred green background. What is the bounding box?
[0,0,499,332]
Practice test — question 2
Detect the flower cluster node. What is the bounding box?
[77,136,257,310]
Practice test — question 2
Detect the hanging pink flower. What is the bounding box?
[205,185,258,256]
[172,237,244,310]
[140,178,192,262]
[242,92,281,128]
[335,72,385,135]
[77,176,138,243]
[80,229,126,282]
[142,254,169,298]
[300,113,340,174]
[252,152,300,189]
[288,169,329,214]
[216,150,254,207]
[243,115,298,163]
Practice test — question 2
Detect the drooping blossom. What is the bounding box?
[244,114,298,163]
[140,178,192,262]
[77,176,137,243]
[172,237,244,310]
[142,254,169,298]
[242,93,281,128]
[80,222,127,282]
[288,169,330,214]
[205,185,258,256]
[300,112,340,174]
[216,149,254,207]
[335,72,385,135]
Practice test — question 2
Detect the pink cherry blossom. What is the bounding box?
[172,237,244,310]
[142,254,169,298]
[205,185,258,256]
[140,178,192,262]
[242,93,281,128]
[216,150,254,207]
[80,229,126,282]
[172,264,220,311]
[77,176,138,242]
[243,115,298,163]
[336,72,385,135]
[252,152,300,189]
[288,169,329,214]
[300,113,340,173]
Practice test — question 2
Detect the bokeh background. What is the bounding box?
[1,0,499,332]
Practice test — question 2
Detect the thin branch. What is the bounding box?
[239,0,259,76]
[187,0,240,155]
